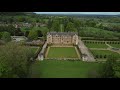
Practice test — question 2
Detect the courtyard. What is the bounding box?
[45,46,80,59]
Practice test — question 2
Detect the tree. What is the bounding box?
[65,22,77,32]
[51,20,60,32]
[25,31,29,37]
[41,27,49,39]
[2,32,11,42]
[28,30,38,40]
[0,32,3,39]
[37,30,43,37]
[113,62,120,78]
[47,19,53,30]
[15,28,24,36]
[73,19,81,30]
[98,55,116,78]
[0,42,33,78]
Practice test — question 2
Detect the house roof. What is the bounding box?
[47,32,78,36]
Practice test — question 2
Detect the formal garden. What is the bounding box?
[84,41,108,48]
[90,50,120,60]
[82,39,120,61]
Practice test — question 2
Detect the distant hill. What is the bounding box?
[37,13,120,17]
[0,12,36,16]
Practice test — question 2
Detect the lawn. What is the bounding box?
[30,60,101,78]
[85,43,108,48]
[46,47,79,58]
[26,46,39,56]
[109,44,120,48]
[30,47,38,54]
[91,50,120,58]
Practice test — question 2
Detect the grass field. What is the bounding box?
[91,50,120,58]
[108,44,120,48]
[30,60,101,78]
[46,47,79,58]
[85,43,108,48]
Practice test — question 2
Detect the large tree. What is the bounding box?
[65,22,77,32]
[0,42,33,78]
[47,19,53,30]
[28,30,38,40]
[98,55,117,78]
[51,20,60,32]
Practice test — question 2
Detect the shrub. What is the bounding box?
[99,55,103,58]
[1,32,11,42]
[104,55,107,58]
[95,55,98,59]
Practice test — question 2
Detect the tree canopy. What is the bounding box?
[0,42,33,78]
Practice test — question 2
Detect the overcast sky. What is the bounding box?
[35,12,120,15]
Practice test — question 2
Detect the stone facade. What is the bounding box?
[47,32,78,45]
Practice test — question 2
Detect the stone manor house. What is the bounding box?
[47,32,78,45]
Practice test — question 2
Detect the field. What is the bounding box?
[46,47,79,58]
[30,60,101,78]
[85,43,108,48]
[90,50,120,59]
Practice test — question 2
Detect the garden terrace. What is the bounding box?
[83,41,108,48]
[109,44,120,48]
[90,50,120,59]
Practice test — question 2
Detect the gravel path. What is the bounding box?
[78,37,95,61]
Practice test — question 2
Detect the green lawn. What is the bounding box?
[109,44,120,48]
[47,47,79,58]
[26,46,39,56]
[85,43,108,48]
[91,50,120,58]
[30,60,101,78]
[30,47,38,53]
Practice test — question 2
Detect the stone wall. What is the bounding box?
[37,41,47,61]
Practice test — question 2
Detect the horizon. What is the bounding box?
[35,12,120,15]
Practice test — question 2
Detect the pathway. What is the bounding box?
[38,41,47,60]
[78,37,95,61]
[105,42,120,54]
[105,42,113,48]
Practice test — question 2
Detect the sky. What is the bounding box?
[35,12,120,15]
